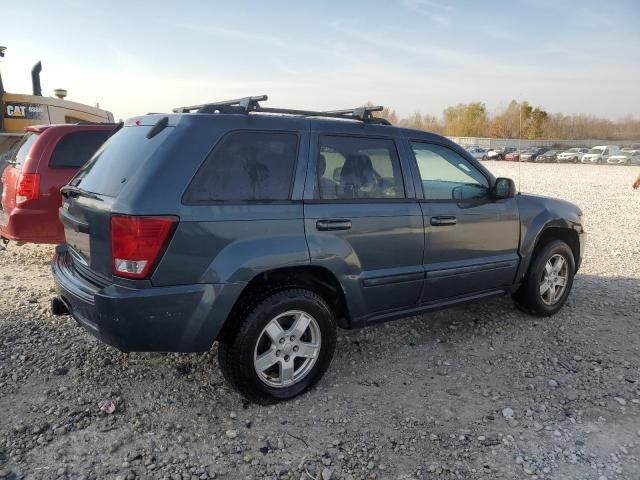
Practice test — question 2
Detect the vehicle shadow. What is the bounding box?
[340,273,640,350]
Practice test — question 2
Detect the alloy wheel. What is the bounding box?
[253,310,321,388]
[539,254,569,306]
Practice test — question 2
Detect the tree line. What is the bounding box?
[373,100,640,140]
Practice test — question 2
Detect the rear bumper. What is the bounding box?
[0,205,64,244]
[52,247,244,352]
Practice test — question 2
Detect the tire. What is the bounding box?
[498,154,504,161]
[218,288,336,404]
[482,155,487,161]
[513,240,575,317]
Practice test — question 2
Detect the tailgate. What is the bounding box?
[58,120,175,278]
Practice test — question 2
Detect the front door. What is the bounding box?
[304,133,424,321]
[409,141,520,302]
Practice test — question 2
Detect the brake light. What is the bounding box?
[15,173,40,204]
[111,215,177,279]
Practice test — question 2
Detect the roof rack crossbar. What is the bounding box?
[173,95,268,113]
[172,96,391,124]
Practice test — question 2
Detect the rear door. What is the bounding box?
[304,128,424,320]
[408,140,520,302]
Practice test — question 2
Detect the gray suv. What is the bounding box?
[52,96,585,403]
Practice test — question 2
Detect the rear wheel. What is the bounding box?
[218,288,336,404]
[513,240,575,316]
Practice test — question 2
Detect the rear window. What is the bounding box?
[49,130,113,169]
[71,125,173,197]
[8,133,38,168]
[184,131,298,203]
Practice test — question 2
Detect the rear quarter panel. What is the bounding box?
[144,115,312,287]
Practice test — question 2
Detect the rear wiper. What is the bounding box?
[60,185,102,201]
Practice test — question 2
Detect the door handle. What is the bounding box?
[316,219,352,231]
[430,216,457,226]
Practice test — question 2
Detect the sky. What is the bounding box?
[1,0,639,121]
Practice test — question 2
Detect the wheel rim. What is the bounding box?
[539,254,569,306]
[253,310,321,388]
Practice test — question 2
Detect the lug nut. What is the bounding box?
[276,350,281,356]
[293,346,299,352]
[284,355,290,361]
[290,335,295,341]
[279,338,285,344]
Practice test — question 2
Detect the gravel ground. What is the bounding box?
[1,162,639,480]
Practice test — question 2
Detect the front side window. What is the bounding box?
[49,131,113,168]
[412,142,489,201]
[184,131,298,203]
[317,136,404,200]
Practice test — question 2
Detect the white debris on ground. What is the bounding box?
[1,162,639,480]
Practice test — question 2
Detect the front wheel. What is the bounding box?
[218,288,336,404]
[513,240,575,316]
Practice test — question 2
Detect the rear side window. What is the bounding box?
[184,131,298,203]
[317,136,405,200]
[49,131,113,169]
[8,133,38,168]
[71,125,173,197]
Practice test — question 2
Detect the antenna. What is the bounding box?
[518,101,522,194]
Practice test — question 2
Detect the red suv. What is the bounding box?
[1,123,118,244]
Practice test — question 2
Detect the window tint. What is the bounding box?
[412,142,489,201]
[184,131,298,203]
[8,133,38,167]
[49,131,113,168]
[317,136,404,200]
[72,125,173,197]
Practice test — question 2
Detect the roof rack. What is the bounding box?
[172,95,391,125]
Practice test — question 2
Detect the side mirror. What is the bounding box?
[492,177,516,199]
[452,183,488,201]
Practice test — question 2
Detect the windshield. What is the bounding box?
[7,133,38,168]
[588,148,604,154]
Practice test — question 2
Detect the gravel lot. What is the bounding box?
[1,162,639,480]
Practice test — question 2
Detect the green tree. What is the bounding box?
[526,108,548,139]
[443,102,488,137]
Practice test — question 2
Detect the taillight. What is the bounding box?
[15,173,40,204]
[111,215,177,279]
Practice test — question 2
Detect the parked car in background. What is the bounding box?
[467,146,488,161]
[556,148,589,163]
[621,144,640,152]
[607,150,640,165]
[505,149,526,161]
[487,146,516,160]
[1,123,118,244]
[581,145,620,164]
[535,150,559,163]
[520,147,548,162]
[51,95,585,403]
